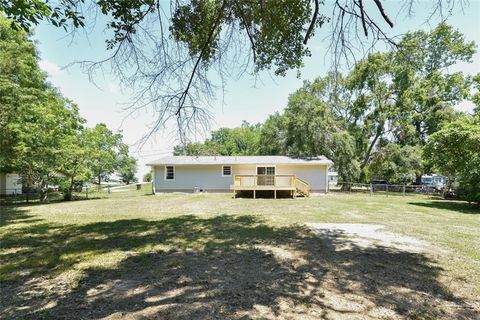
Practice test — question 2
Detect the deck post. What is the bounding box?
[274,189,277,199]
[253,190,256,199]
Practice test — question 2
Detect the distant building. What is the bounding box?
[0,172,22,195]
[328,171,338,185]
[421,174,447,188]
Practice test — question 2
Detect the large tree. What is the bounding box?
[258,82,360,182]
[172,24,477,184]
[391,23,474,145]
[1,0,467,140]
[0,15,48,172]
[117,154,138,185]
[0,15,137,200]
[5,91,86,200]
[0,15,86,197]
[84,124,126,188]
[368,144,422,184]
[424,115,480,203]
[174,121,261,156]
[56,124,93,200]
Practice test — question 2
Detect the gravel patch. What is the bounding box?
[307,223,433,253]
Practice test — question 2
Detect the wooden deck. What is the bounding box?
[233,175,310,198]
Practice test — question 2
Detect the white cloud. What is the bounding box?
[39,59,62,76]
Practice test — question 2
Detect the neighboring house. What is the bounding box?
[147,156,333,198]
[0,172,22,195]
[328,171,338,185]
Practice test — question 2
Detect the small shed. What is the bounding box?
[0,172,22,195]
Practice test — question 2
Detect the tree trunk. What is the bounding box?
[39,182,48,202]
[98,174,101,191]
[360,128,382,170]
[64,176,75,201]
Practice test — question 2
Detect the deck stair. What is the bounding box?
[293,176,310,197]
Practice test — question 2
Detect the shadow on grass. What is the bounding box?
[409,200,480,214]
[0,206,44,227]
[0,211,477,319]
[0,195,106,211]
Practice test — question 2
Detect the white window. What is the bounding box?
[257,166,275,175]
[222,165,232,176]
[165,166,175,180]
[257,166,275,186]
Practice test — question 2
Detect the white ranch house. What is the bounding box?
[147,156,333,198]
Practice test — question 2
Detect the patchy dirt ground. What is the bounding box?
[1,216,479,320]
[307,223,437,253]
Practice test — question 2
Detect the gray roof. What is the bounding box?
[147,155,333,166]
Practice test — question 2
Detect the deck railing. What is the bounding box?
[294,176,310,195]
[233,175,310,196]
[234,174,296,188]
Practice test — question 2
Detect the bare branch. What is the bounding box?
[373,0,394,28]
[51,0,465,148]
[357,0,368,37]
[304,0,319,44]
[234,0,256,62]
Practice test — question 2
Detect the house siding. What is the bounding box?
[154,165,234,192]
[152,164,328,193]
[276,164,328,192]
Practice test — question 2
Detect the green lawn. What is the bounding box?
[1,191,479,319]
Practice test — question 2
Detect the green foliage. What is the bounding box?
[178,24,477,186]
[118,155,138,184]
[0,0,86,31]
[395,23,475,74]
[368,144,423,184]
[472,73,480,115]
[53,108,91,200]
[170,0,326,75]
[0,15,47,172]
[279,82,360,182]
[424,116,480,203]
[143,171,152,182]
[7,93,85,188]
[0,16,87,194]
[1,0,328,77]
[258,113,288,155]
[391,23,474,145]
[175,121,261,156]
[84,124,126,186]
[0,15,136,200]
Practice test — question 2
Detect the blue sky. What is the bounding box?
[33,1,480,179]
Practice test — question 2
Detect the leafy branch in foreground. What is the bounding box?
[1,0,469,142]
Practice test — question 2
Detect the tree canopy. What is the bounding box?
[174,121,261,156]
[425,115,480,203]
[1,0,468,140]
[0,15,137,200]
[175,23,478,190]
